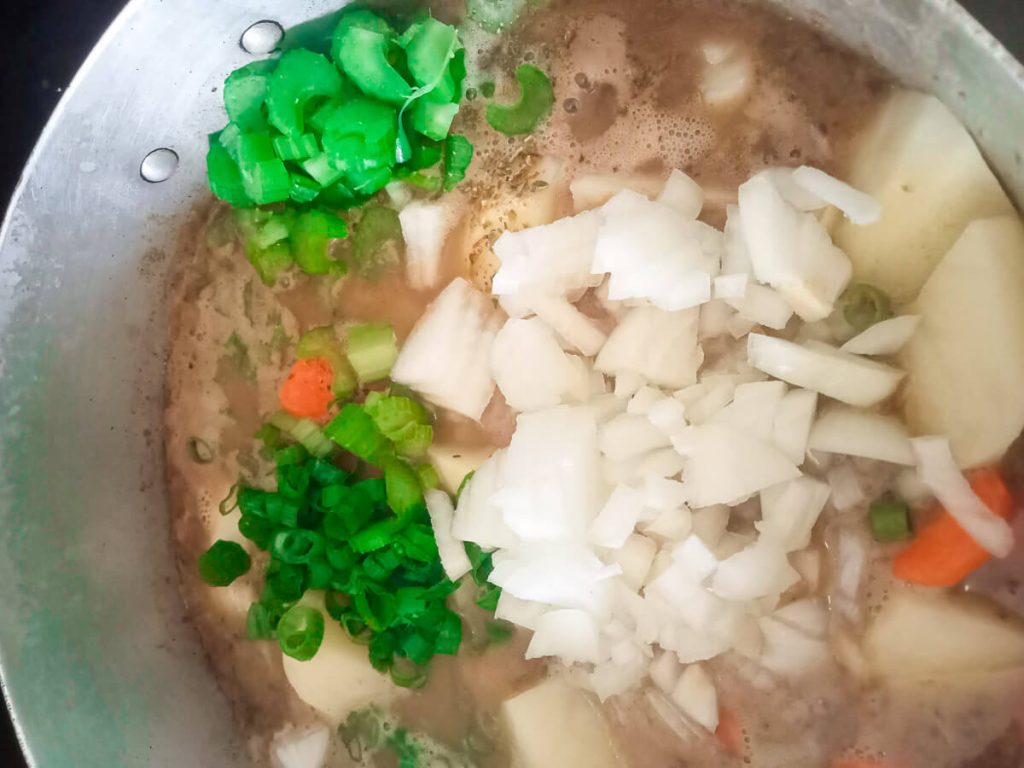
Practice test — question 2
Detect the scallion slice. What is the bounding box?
[276,605,325,661]
[870,494,913,542]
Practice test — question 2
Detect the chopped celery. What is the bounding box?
[331,11,413,105]
[206,143,251,206]
[291,210,347,275]
[273,132,319,161]
[346,322,398,383]
[269,411,334,458]
[486,64,554,135]
[223,60,274,131]
[870,495,913,542]
[296,326,357,399]
[265,49,343,136]
[443,134,473,190]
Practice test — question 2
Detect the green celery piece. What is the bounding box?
[296,326,357,399]
[417,464,439,490]
[266,49,344,136]
[245,161,293,204]
[307,98,341,135]
[244,239,293,285]
[347,166,393,196]
[325,403,394,464]
[400,17,463,101]
[443,134,473,190]
[224,60,275,131]
[486,64,554,135]
[364,392,431,434]
[410,95,460,141]
[322,98,397,179]
[332,11,413,105]
[351,204,404,279]
[273,132,319,161]
[466,0,527,32]
[254,214,291,248]
[301,153,346,187]
[346,321,398,382]
[206,142,252,206]
[217,122,244,163]
[289,174,321,203]
[406,137,443,171]
[291,210,348,275]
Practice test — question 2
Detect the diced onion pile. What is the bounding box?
[390,165,1014,726]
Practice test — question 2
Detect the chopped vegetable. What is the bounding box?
[364,391,433,458]
[841,283,893,333]
[346,322,398,383]
[187,437,214,464]
[869,495,913,542]
[839,315,919,355]
[486,64,555,135]
[443,134,473,190]
[269,411,334,459]
[332,11,413,105]
[325,403,394,465]
[893,467,1013,586]
[351,205,404,279]
[715,707,745,757]
[277,605,326,661]
[295,327,357,399]
[279,357,335,421]
[198,540,251,586]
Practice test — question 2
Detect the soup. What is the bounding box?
[165,1,1024,766]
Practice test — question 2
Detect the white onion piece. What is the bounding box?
[642,478,689,511]
[657,169,704,219]
[528,293,608,356]
[491,318,590,412]
[591,652,647,701]
[425,490,472,581]
[698,299,734,339]
[910,436,1014,556]
[757,477,830,552]
[526,608,602,664]
[495,591,549,630]
[648,397,688,435]
[597,306,704,389]
[600,414,673,462]
[452,450,519,549]
[791,165,882,226]
[722,205,753,275]
[649,651,683,693]
[839,315,920,356]
[642,506,693,542]
[747,334,904,407]
[738,172,852,321]
[627,386,666,416]
[490,543,621,610]
[594,191,719,311]
[808,405,915,465]
[391,278,499,420]
[690,506,730,548]
[760,167,827,211]
[492,210,603,297]
[614,370,645,400]
[711,540,800,600]
[725,284,794,330]
[772,388,817,465]
[399,201,450,290]
[671,664,719,731]
[714,380,787,442]
[832,527,868,623]
[758,600,828,675]
[590,484,647,549]
[496,406,603,542]
[673,423,801,507]
[700,44,753,108]
[610,535,658,591]
[714,273,749,299]
[826,463,866,512]
[274,726,330,768]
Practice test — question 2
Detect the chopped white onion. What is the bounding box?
[642,506,693,542]
[713,380,787,442]
[690,505,730,549]
[725,284,794,330]
[600,413,672,462]
[910,436,1015,557]
[700,43,753,108]
[610,535,658,591]
[760,167,827,212]
[495,591,549,630]
[791,165,882,226]
[528,293,608,356]
[648,397,688,435]
[274,726,330,768]
[627,386,666,416]
[649,650,683,693]
[425,490,472,581]
[526,608,603,664]
[399,201,450,290]
[757,477,830,552]
[491,318,590,412]
[772,388,818,465]
[490,543,621,610]
[714,273,749,299]
[670,664,719,732]
[807,405,915,465]
[711,540,800,600]
[738,172,852,321]
[758,600,828,674]
[826,463,866,512]
[722,205,753,275]
[673,423,801,507]
[452,450,519,549]
[597,306,704,389]
[832,527,868,623]
[570,172,663,212]
[839,315,920,356]
[391,278,499,420]
[657,169,705,219]
[590,484,647,549]
[747,334,904,408]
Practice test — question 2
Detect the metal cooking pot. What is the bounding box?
[0,1,1021,765]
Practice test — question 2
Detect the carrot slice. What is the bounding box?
[892,467,1014,587]
[715,706,745,757]
[279,357,334,421]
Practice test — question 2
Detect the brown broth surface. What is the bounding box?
[164,1,1024,766]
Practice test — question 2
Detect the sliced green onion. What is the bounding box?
[276,605,325,661]
[198,540,251,586]
[870,495,913,542]
[238,514,275,550]
[266,560,307,602]
[324,403,394,464]
[486,64,554,135]
[271,529,325,564]
[410,96,460,141]
[346,322,398,382]
[246,602,276,640]
[389,657,430,689]
[384,459,425,520]
[475,583,501,612]
[842,283,894,332]
[187,437,214,464]
[245,239,293,286]
[301,153,346,187]
[269,411,334,458]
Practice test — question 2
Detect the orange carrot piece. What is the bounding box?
[715,706,745,757]
[893,467,1014,587]
[279,357,334,421]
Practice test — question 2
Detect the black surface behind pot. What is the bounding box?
[0,1,1021,766]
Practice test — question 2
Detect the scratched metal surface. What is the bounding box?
[0,1,1020,766]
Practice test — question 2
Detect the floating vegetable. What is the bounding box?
[198,540,252,586]
[486,64,554,135]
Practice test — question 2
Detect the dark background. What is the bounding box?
[0,0,1021,766]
